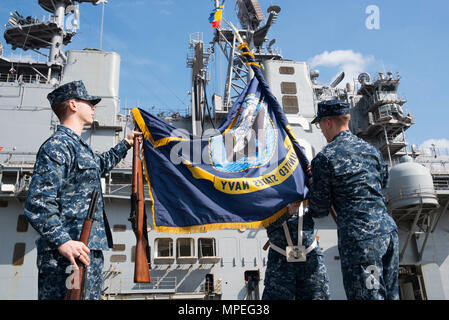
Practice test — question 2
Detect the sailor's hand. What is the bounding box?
[58,240,90,269]
[125,130,143,146]
[287,200,302,215]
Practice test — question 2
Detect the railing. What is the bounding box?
[386,184,438,205]
[0,161,152,199]
[102,276,178,298]
[412,146,449,157]
[104,181,151,200]
[433,180,449,190]
[0,73,49,84]
[386,133,406,144]
[374,91,407,104]
[6,13,55,29]
[131,277,177,291]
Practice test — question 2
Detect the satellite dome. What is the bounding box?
[387,156,439,210]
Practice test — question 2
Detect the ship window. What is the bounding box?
[177,238,195,257]
[281,82,297,94]
[110,255,127,263]
[12,243,26,266]
[16,214,29,232]
[244,270,261,282]
[205,274,214,294]
[113,224,127,232]
[198,238,217,258]
[282,96,299,114]
[0,200,8,207]
[279,66,295,75]
[155,238,173,257]
[113,244,126,251]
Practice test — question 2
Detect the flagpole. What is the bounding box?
[99,1,105,50]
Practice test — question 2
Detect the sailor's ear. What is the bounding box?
[67,99,77,112]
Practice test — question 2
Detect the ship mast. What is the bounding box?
[212,1,281,113]
[185,0,282,135]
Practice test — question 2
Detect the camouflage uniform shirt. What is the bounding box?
[308,130,397,245]
[24,125,130,254]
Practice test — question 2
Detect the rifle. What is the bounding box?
[65,188,99,300]
[129,134,151,283]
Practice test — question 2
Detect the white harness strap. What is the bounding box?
[269,203,318,262]
[282,222,294,247]
[269,242,287,256]
[297,204,304,245]
[304,238,318,255]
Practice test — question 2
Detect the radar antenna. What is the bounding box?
[330,72,345,88]
[358,72,371,85]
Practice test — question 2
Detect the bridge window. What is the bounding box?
[113,244,126,251]
[154,238,174,264]
[12,243,26,266]
[176,238,196,264]
[282,96,299,114]
[199,238,216,257]
[198,238,220,264]
[177,238,195,257]
[279,66,295,75]
[16,214,29,232]
[281,82,297,95]
[110,255,126,263]
[156,238,173,257]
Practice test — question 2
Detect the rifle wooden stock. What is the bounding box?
[65,189,99,300]
[131,135,151,283]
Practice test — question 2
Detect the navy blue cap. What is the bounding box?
[311,99,350,124]
[47,80,101,109]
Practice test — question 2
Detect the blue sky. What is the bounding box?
[1,0,448,147]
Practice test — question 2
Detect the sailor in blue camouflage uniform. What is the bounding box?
[307,99,399,300]
[262,202,330,300]
[24,80,141,300]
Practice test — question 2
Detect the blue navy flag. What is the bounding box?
[132,52,310,233]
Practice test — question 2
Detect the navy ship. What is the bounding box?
[0,0,447,300]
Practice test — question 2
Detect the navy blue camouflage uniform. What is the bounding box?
[235,39,330,301]
[262,210,330,300]
[308,124,399,300]
[24,81,131,300]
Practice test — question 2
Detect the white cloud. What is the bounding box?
[5,52,38,63]
[420,138,449,149]
[308,50,374,87]
[417,138,449,156]
[112,1,145,8]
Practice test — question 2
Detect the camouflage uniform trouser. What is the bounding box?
[339,230,399,300]
[37,250,104,300]
[262,246,330,300]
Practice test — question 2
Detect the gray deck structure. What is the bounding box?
[0,0,447,300]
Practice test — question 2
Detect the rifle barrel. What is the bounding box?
[131,134,151,283]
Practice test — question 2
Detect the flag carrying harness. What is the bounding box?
[269,203,318,262]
